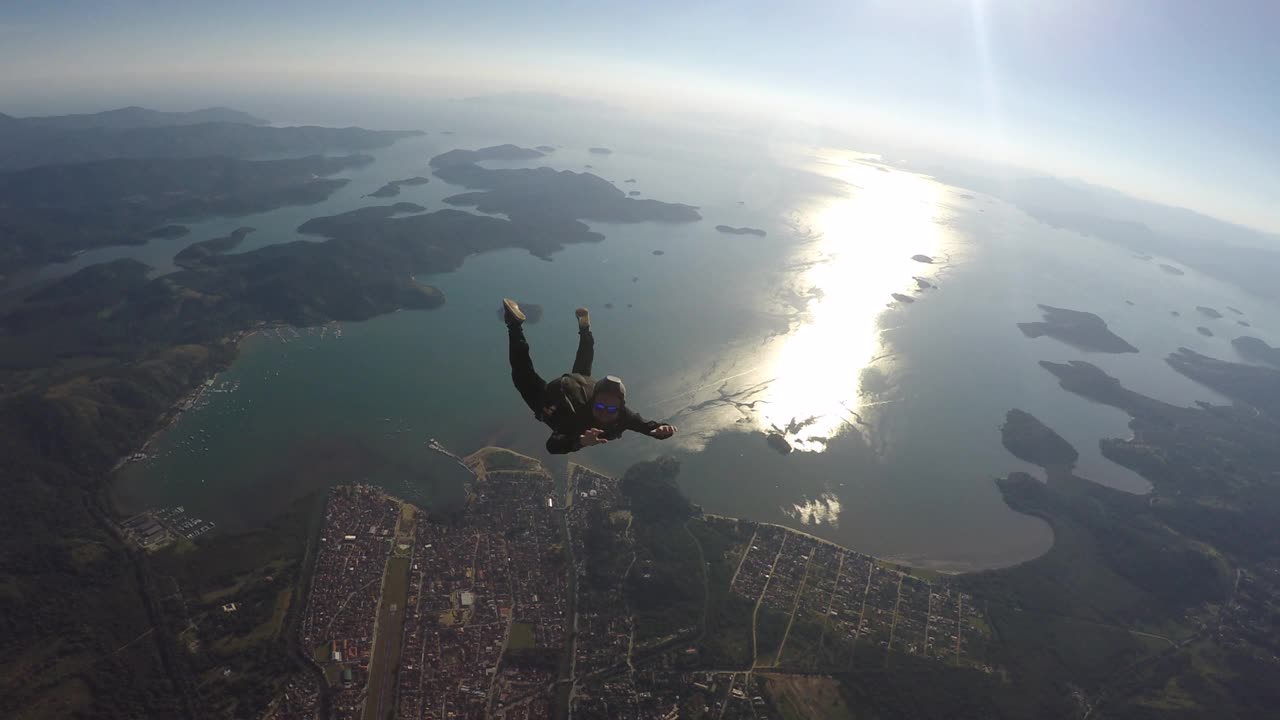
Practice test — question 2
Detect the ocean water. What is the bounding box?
[100,111,1280,570]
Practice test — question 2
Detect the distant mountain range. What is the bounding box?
[0,153,374,274]
[0,106,421,171]
[15,105,269,130]
[925,167,1280,304]
[0,106,424,275]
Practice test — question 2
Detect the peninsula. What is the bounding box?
[1000,409,1078,468]
[1017,304,1139,353]
[1232,336,1280,367]
[172,227,256,268]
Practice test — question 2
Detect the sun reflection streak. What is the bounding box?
[760,156,947,451]
[786,493,843,528]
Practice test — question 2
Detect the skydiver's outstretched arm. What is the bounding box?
[620,409,676,440]
[548,429,607,454]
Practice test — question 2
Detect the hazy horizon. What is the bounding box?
[2,0,1277,235]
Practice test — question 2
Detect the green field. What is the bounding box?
[473,447,544,472]
[766,676,851,720]
[508,622,536,651]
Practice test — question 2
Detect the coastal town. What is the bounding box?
[286,446,994,719]
[396,453,568,720]
[300,484,402,719]
[726,521,987,670]
[564,462,646,718]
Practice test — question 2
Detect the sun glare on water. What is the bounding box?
[761,155,948,451]
[787,492,844,528]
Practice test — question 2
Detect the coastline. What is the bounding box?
[108,321,346,476]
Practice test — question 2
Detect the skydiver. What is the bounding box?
[502,298,677,454]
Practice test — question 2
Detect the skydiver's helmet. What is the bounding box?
[592,375,626,404]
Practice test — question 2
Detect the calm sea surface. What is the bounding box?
[94,115,1279,570]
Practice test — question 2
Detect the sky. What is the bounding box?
[1,0,1277,233]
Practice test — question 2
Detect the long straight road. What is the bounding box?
[362,506,415,720]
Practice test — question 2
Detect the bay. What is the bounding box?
[108,112,1280,570]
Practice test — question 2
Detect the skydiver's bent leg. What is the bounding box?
[571,328,594,376]
[509,325,547,415]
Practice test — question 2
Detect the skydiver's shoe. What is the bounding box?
[575,307,590,332]
[503,298,525,327]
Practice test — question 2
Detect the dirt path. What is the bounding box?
[729,528,758,588]
[751,535,788,670]
[685,521,710,643]
[774,549,817,666]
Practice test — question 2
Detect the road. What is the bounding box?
[361,506,415,720]
[751,535,789,670]
[773,549,817,667]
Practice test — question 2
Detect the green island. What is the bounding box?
[428,143,546,168]
[999,408,1078,468]
[429,145,702,223]
[1018,304,1140,353]
[715,225,767,237]
[364,176,430,198]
